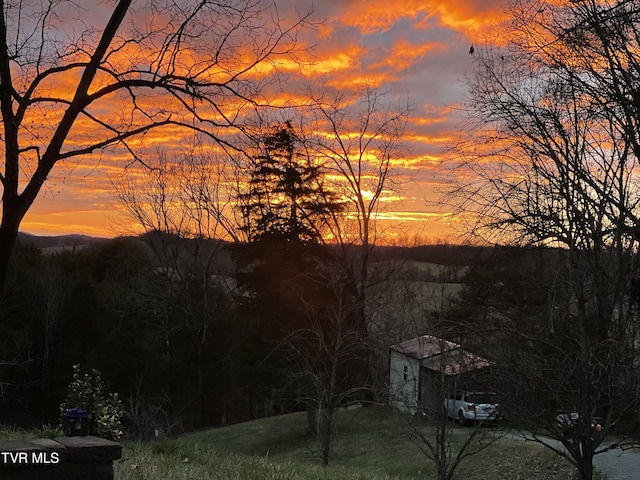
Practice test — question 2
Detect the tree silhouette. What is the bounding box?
[238,121,342,244]
[0,0,310,292]
[447,1,640,478]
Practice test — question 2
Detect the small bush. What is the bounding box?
[60,364,125,440]
[33,424,66,439]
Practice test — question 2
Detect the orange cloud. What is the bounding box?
[11,0,492,244]
[370,40,444,70]
[335,0,506,36]
[325,71,396,89]
[336,1,427,34]
[300,43,366,76]
[426,1,508,34]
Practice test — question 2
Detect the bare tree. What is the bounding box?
[309,85,408,261]
[38,259,66,385]
[116,148,238,243]
[0,0,311,291]
[410,359,502,480]
[445,1,640,478]
[114,150,237,428]
[277,254,370,466]
[304,85,409,351]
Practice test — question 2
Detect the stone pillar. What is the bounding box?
[0,435,122,480]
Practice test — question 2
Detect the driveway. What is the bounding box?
[505,432,640,479]
[593,448,640,480]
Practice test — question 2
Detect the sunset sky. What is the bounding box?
[17,0,508,242]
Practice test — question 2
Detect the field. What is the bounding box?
[113,406,579,480]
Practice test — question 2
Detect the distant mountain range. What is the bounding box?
[17,232,109,249]
[16,231,492,267]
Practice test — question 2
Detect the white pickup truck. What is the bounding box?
[446,391,500,425]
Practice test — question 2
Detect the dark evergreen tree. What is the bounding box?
[238,122,342,244]
[233,122,351,421]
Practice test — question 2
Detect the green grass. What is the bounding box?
[113,406,578,480]
[0,424,65,440]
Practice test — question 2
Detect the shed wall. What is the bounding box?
[389,350,420,414]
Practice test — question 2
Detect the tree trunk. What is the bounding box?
[579,455,594,480]
[306,404,317,435]
[577,435,595,480]
[0,216,21,294]
[319,408,332,467]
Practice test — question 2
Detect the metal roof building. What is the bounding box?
[389,335,493,414]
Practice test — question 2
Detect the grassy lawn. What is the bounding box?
[113,406,578,480]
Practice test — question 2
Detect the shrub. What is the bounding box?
[60,364,125,440]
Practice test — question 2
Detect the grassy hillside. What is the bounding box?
[114,406,578,480]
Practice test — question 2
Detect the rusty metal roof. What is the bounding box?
[390,335,458,359]
[390,335,492,376]
[422,348,493,375]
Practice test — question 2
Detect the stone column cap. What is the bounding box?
[53,437,122,463]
